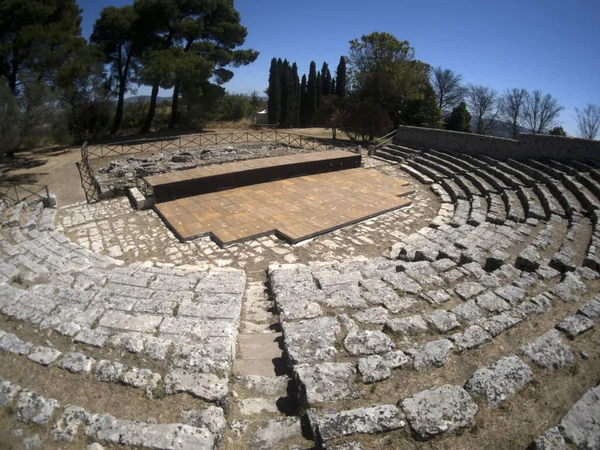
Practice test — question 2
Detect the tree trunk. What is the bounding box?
[111,81,126,135]
[169,81,181,129]
[8,59,18,95]
[141,81,160,133]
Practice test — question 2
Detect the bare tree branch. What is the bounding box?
[523,90,563,134]
[575,104,600,140]
[431,67,467,111]
[499,88,527,139]
[467,84,498,135]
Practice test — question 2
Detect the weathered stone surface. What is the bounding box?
[120,367,161,391]
[22,435,42,449]
[51,406,87,441]
[95,360,128,383]
[494,285,527,306]
[0,333,33,355]
[354,307,390,325]
[164,370,228,401]
[251,417,303,450]
[530,427,567,450]
[578,298,600,320]
[74,329,108,348]
[476,292,511,313]
[424,310,461,333]
[358,355,392,383]
[516,246,542,272]
[180,406,226,436]
[382,272,422,294]
[449,325,492,352]
[451,301,484,325]
[236,375,289,397]
[519,329,574,370]
[406,339,454,372]
[382,350,410,369]
[295,363,360,404]
[16,390,60,424]
[559,385,600,450]
[482,312,522,337]
[454,282,486,300]
[27,346,62,366]
[0,379,20,406]
[328,441,365,450]
[420,289,451,305]
[386,315,428,336]
[282,317,340,364]
[58,352,96,374]
[236,398,279,416]
[555,314,594,338]
[401,385,478,440]
[316,405,405,442]
[344,330,395,356]
[465,356,533,405]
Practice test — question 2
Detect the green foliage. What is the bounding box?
[548,126,567,137]
[268,57,280,124]
[0,77,21,156]
[217,93,252,121]
[445,102,472,132]
[335,56,347,98]
[337,94,393,142]
[304,61,318,127]
[347,32,430,126]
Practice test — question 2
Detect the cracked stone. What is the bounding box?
[386,315,428,336]
[424,310,461,333]
[164,370,228,401]
[27,346,62,366]
[406,339,454,372]
[58,352,96,374]
[555,315,594,338]
[358,355,392,383]
[282,317,341,364]
[519,329,574,370]
[344,330,395,356]
[449,325,492,352]
[295,363,360,404]
[401,385,478,440]
[465,355,533,405]
[16,390,60,424]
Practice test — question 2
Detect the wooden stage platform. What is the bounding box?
[145,150,362,202]
[154,168,413,246]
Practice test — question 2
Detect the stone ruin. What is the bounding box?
[0,136,599,449]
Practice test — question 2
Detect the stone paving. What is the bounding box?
[1,144,600,449]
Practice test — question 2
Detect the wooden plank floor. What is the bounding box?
[155,168,414,246]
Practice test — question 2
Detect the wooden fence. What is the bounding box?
[85,131,341,160]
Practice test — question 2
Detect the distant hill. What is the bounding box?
[124,95,171,104]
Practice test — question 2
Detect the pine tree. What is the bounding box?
[279,60,291,127]
[306,61,317,126]
[444,101,471,132]
[335,56,347,98]
[267,58,280,124]
[300,74,307,126]
[418,84,443,128]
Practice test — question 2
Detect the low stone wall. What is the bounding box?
[393,125,600,161]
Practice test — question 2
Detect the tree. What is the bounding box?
[290,63,300,127]
[317,96,341,139]
[575,104,600,140]
[165,0,258,129]
[217,93,251,121]
[300,74,307,126]
[316,70,322,110]
[445,102,471,132]
[279,60,291,127]
[347,32,430,127]
[417,84,443,128]
[91,5,140,135]
[467,84,498,135]
[549,126,567,137]
[338,94,392,141]
[321,62,331,97]
[335,56,347,98]
[523,89,563,134]
[0,0,85,95]
[431,67,466,111]
[305,61,317,126]
[267,58,280,124]
[499,88,527,139]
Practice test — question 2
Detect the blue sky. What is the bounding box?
[77,0,600,135]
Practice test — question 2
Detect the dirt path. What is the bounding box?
[0,147,85,206]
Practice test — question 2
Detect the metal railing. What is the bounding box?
[85,131,340,160]
[0,183,51,205]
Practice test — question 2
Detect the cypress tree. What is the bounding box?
[321,62,330,96]
[279,60,291,127]
[300,74,307,126]
[316,70,322,111]
[335,56,347,98]
[445,101,471,132]
[331,78,336,96]
[291,63,300,127]
[306,61,317,126]
[267,57,280,124]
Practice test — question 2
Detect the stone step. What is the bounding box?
[233,333,286,377]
